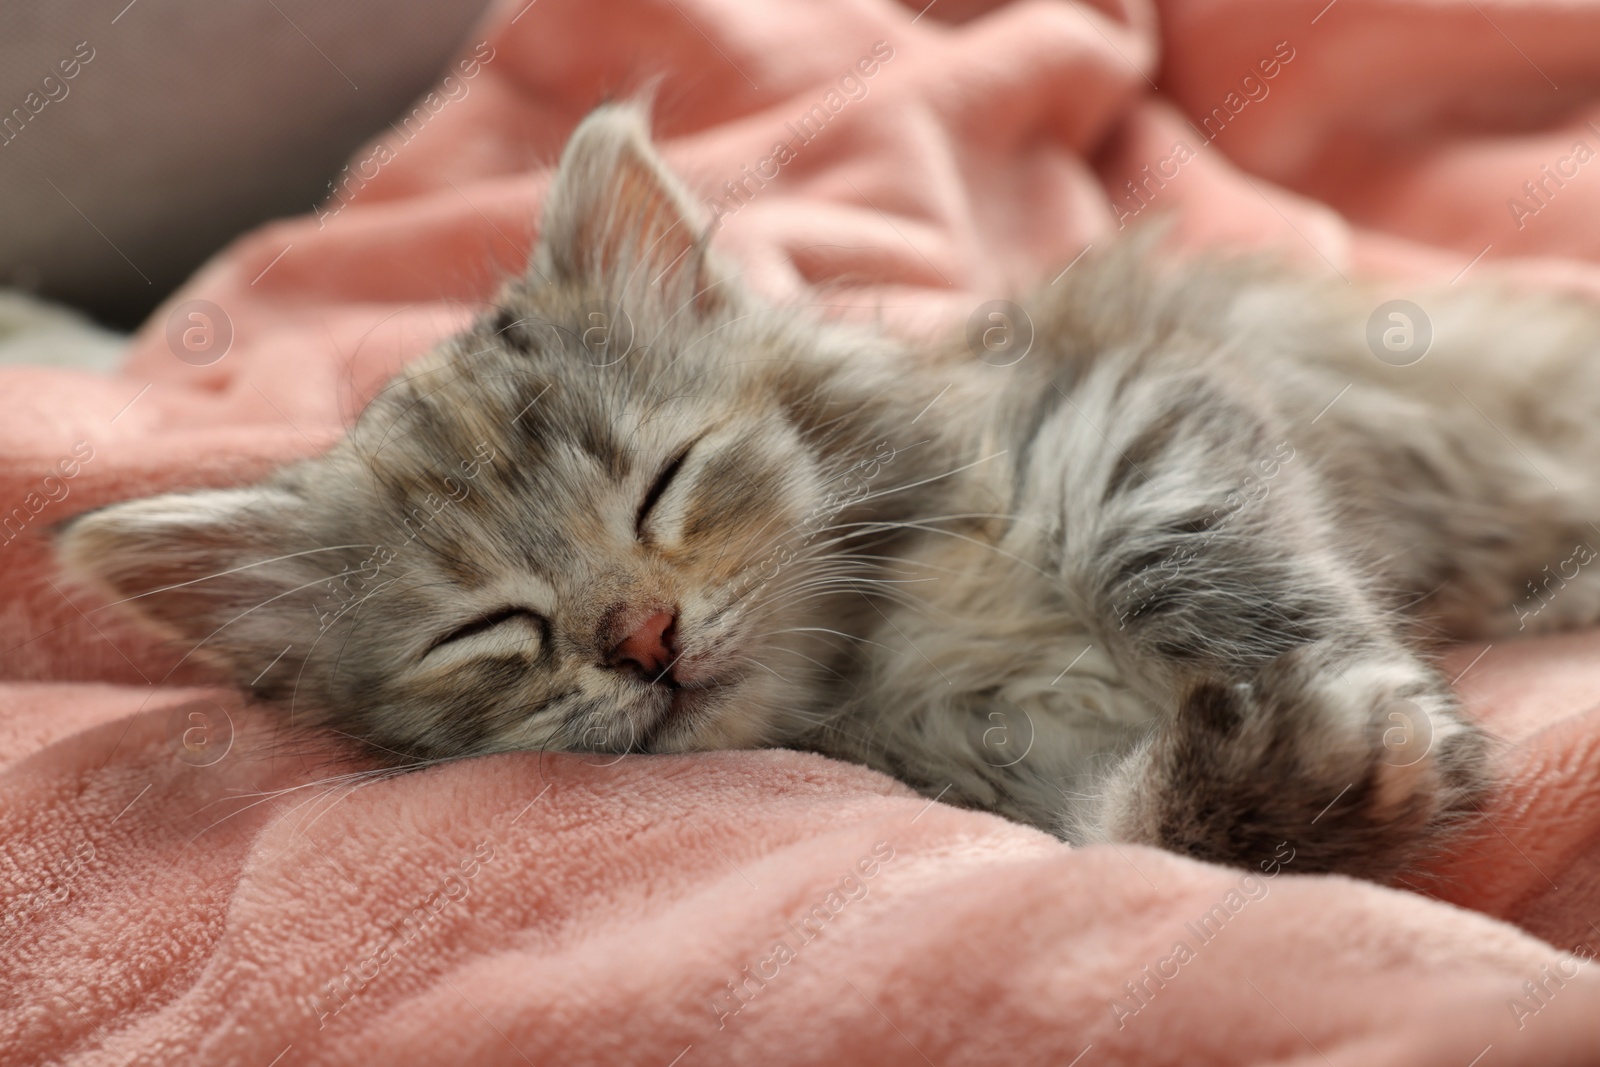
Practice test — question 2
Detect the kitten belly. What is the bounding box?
[837,528,1160,836]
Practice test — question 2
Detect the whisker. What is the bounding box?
[851,449,1010,506]
[85,544,377,614]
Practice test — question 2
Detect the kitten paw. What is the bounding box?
[1091,644,1493,880]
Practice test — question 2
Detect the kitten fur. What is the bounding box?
[61,103,1600,881]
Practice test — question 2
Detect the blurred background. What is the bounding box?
[0,0,495,332]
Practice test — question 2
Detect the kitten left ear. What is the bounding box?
[55,486,306,654]
[533,102,731,314]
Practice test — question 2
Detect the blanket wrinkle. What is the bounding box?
[7,0,1600,1063]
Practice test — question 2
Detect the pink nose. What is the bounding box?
[608,609,677,679]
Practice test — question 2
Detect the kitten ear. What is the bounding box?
[534,102,730,313]
[56,486,305,652]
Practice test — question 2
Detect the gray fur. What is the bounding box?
[63,103,1600,881]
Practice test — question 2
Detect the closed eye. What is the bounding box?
[425,607,547,657]
[636,438,697,537]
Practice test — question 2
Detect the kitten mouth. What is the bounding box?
[639,679,728,749]
[669,685,714,718]
[667,678,730,722]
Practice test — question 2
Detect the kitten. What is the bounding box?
[62,103,1600,881]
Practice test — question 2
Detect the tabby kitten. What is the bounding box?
[61,103,1600,880]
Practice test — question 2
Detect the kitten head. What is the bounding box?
[59,104,911,763]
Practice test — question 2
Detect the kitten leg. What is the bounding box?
[1288,283,1600,641]
[1041,359,1492,879]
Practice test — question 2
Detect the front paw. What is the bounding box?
[1091,644,1493,880]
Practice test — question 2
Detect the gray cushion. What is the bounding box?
[0,0,493,328]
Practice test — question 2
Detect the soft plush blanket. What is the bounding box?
[6,1,1600,1063]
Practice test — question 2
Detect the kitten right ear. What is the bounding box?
[56,486,307,655]
[533,102,730,313]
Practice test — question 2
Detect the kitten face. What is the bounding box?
[304,299,832,759]
[58,105,886,763]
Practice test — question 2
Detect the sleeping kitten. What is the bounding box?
[62,103,1600,880]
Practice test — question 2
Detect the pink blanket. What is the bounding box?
[7,1,1600,1063]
